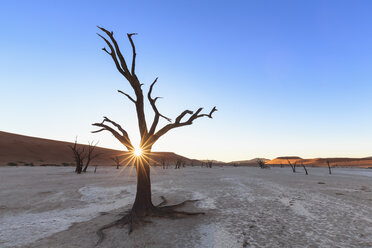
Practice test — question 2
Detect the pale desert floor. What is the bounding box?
[1,166,372,248]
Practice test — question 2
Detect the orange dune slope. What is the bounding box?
[266,156,372,168]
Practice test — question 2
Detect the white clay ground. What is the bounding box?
[1,166,372,248]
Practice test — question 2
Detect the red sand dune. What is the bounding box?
[2,131,371,168]
[0,131,199,166]
[266,156,372,168]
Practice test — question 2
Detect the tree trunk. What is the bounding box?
[76,162,83,174]
[132,156,154,216]
[327,160,332,175]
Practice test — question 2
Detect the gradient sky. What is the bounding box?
[1,0,372,162]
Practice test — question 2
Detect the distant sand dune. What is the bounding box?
[267,156,372,168]
[0,131,198,166]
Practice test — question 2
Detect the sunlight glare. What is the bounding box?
[134,147,142,157]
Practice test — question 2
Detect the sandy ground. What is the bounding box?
[1,166,372,248]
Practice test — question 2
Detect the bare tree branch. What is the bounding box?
[149,106,217,144]
[97,26,148,139]
[83,141,101,172]
[101,116,130,137]
[112,156,121,169]
[92,118,133,151]
[102,47,111,55]
[148,77,171,135]
[97,33,126,77]
[127,33,138,76]
[97,26,131,79]
[175,110,194,123]
[196,106,217,118]
[68,137,86,174]
[91,128,105,133]
[118,90,136,103]
[287,160,296,173]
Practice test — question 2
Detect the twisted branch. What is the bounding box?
[148,78,171,135]
[127,33,138,76]
[149,106,217,144]
[97,26,148,137]
[97,33,125,77]
[97,26,131,80]
[92,117,133,151]
[118,90,136,103]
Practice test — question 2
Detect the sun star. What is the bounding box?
[134,147,142,157]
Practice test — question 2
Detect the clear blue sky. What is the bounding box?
[1,0,372,162]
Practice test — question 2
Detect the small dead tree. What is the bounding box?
[82,141,100,172]
[112,156,121,169]
[327,160,332,174]
[287,160,296,173]
[160,157,168,169]
[69,139,100,174]
[257,159,268,169]
[301,163,308,175]
[92,26,216,244]
[68,138,86,174]
[175,159,183,169]
[207,160,213,168]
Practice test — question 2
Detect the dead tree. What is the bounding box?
[82,141,100,172]
[175,159,183,169]
[68,138,86,174]
[160,157,167,169]
[287,160,296,173]
[69,139,100,173]
[301,163,308,175]
[92,26,216,244]
[257,159,268,169]
[112,156,121,169]
[206,160,213,168]
[327,160,332,175]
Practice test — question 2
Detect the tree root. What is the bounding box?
[96,210,134,246]
[95,196,204,246]
[156,195,167,207]
[152,207,205,218]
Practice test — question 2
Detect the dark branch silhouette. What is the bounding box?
[148,77,171,135]
[112,156,121,169]
[301,162,308,175]
[327,160,332,175]
[287,160,296,173]
[82,141,100,172]
[206,160,213,168]
[68,138,86,174]
[257,159,268,169]
[69,139,100,173]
